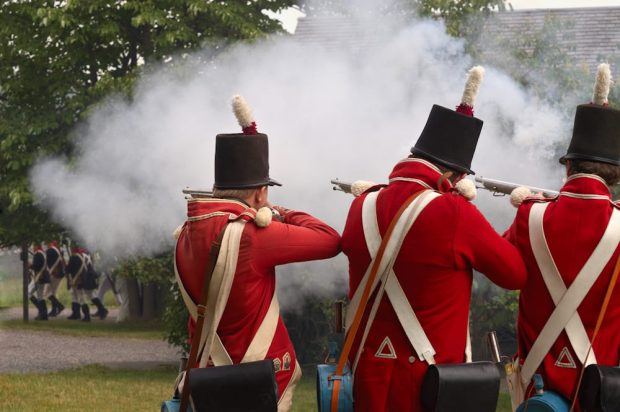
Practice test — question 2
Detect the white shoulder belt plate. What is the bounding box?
[521,202,620,385]
[347,190,441,370]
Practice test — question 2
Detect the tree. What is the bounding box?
[0,0,297,321]
[0,0,297,247]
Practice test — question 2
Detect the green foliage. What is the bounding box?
[115,251,174,283]
[470,275,520,359]
[0,0,296,248]
[414,0,507,37]
[161,279,190,355]
[284,297,342,364]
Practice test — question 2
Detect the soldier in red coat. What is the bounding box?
[341,67,527,412]
[175,95,340,411]
[504,64,620,411]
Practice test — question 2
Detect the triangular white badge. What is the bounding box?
[375,336,397,359]
[555,347,577,369]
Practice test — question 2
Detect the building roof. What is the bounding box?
[483,6,620,71]
[294,7,620,71]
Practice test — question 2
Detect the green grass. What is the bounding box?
[0,364,177,412]
[0,317,164,339]
[0,271,23,307]
[0,364,512,411]
[292,367,318,412]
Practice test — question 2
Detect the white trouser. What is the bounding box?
[44,276,62,298]
[70,288,93,304]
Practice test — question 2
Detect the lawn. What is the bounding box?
[0,364,512,411]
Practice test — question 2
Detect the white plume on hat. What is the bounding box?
[231,95,255,129]
[592,63,612,106]
[510,186,532,208]
[460,66,485,108]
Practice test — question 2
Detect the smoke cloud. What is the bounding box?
[31,6,570,309]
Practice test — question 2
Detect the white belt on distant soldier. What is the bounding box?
[71,255,87,288]
[520,202,620,386]
[174,220,279,367]
[47,248,62,275]
[347,189,442,371]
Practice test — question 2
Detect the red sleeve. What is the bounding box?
[252,210,341,269]
[454,199,527,290]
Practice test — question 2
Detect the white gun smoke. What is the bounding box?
[31,4,571,310]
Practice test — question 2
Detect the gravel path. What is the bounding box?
[0,307,180,373]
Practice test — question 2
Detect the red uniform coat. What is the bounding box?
[341,158,527,412]
[175,198,340,401]
[505,174,620,409]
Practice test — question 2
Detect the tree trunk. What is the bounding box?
[126,277,142,320]
[142,281,158,320]
[21,243,29,322]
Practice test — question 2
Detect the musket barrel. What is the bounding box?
[487,331,501,363]
[182,188,213,198]
[331,179,353,194]
[475,176,558,198]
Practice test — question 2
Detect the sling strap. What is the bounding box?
[174,222,280,367]
[351,189,440,370]
[180,222,231,412]
[530,203,598,368]
[569,243,620,411]
[70,254,87,289]
[331,189,434,412]
[521,202,620,386]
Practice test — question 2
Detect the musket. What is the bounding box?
[182,187,213,198]
[331,179,353,194]
[475,176,558,198]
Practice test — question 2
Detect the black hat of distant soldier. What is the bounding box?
[214,95,281,189]
[411,66,485,175]
[560,63,620,166]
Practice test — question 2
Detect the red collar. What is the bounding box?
[187,198,257,222]
[559,174,611,200]
[388,158,453,193]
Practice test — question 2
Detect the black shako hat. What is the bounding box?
[560,64,620,166]
[412,105,483,174]
[411,66,485,175]
[213,95,281,189]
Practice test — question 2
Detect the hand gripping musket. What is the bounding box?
[475,176,558,198]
